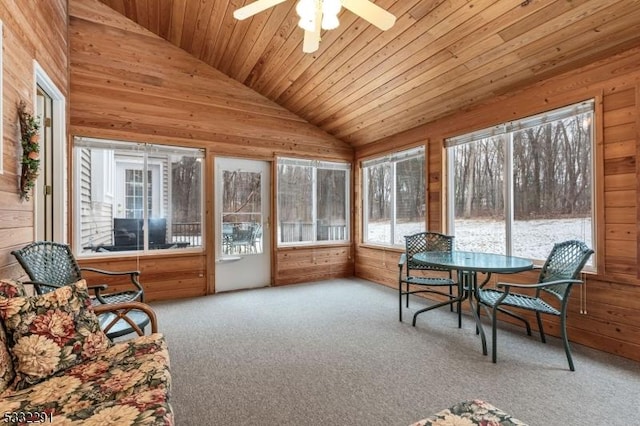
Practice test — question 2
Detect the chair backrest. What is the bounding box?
[148,218,167,245]
[113,218,143,247]
[539,240,594,300]
[12,242,83,291]
[405,232,454,272]
[252,224,262,243]
[232,225,255,244]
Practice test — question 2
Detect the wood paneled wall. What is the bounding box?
[355,47,640,362]
[69,0,354,298]
[80,253,207,301]
[69,0,351,161]
[274,244,354,286]
[0,0,68,278]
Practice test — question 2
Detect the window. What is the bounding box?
[362,147,426,246]
[74,137,204,255]
[446,100,595,266]
[221,169,263,254]
[277,158,350,245]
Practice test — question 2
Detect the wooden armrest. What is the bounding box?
[93,301,158,336]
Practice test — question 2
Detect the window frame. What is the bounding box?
[361,146,427,248]
[73,137,205,257]
[445,99,597,269]
[276,157,351,247]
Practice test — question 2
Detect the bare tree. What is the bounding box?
[453,112,592,220]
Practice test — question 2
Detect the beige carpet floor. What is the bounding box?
[151,278,640,426]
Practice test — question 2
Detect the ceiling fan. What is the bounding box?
[233,0,396,53]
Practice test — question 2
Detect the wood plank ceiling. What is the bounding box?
[96,0,640,147]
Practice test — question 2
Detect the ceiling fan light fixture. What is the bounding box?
[235,0,396,53]
[321,14,339,30]
[296,0,317,31]
[295,0,316,19]
[298,17,316,32]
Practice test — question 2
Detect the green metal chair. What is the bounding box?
[12,241,144,305]
[477,240,593,371]
[398,232,462,326]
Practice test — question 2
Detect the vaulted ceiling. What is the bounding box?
[97,0,640,147]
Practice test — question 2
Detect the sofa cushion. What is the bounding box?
[0,279,27,394]
[0,280,111,390]
[0,333,172,425]
[410,400,528,426]
[0,326,12,395]
[0,279,26,299]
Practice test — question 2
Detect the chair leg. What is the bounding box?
[476,291,481,335]
[491,305,499,364]
[560,312,575,371]
[405,283,410,308]
[536,312,546,343]
[399,283,403,322]
[449,284,454,312]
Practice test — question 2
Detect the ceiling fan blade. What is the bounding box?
[233,0,287,20]
[302,6,322,53]
[341,0,396,31]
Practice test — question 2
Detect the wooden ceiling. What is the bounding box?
[96,0,640,147]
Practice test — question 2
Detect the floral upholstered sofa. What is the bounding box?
[410,400,528,426]
[0,278,173,425]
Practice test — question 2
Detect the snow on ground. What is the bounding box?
[453,217,592,260]
[368,217,592,261]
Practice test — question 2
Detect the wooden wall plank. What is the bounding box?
[80,253,207,301]
[274,245,354,286]
[636,79,640,281]
[0,0,68,278]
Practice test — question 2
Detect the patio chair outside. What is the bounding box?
[477,239,593,371]
[229,223,259,254]
[12,241,144,305]
[399,232,462,326]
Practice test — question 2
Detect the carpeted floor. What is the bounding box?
[151,278,640,426]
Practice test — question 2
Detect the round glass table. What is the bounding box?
[412,251,533,274]
[412,251,533,356]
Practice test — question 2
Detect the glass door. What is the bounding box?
[215,158,271,292]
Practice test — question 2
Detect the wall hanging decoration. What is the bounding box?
[17,101,41,201]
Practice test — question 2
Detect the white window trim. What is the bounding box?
[34,61,67,243]
[362,146,426,247]
[74,137,204,257]
[277,157,351,246]
[445,100,596,267]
